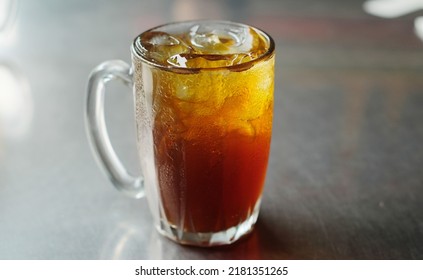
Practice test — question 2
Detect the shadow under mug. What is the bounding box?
[86,20,275,247]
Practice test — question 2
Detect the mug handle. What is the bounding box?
[85,60,144,199]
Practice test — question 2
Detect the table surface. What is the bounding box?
[1,0,422,259]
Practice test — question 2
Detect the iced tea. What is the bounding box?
[133,21,274,237]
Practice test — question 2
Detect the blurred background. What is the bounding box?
[0,0,422,259]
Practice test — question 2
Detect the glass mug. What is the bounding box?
[86,20,275,246]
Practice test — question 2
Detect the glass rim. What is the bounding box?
[131,20,275,73]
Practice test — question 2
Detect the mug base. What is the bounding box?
[156,199,261,247]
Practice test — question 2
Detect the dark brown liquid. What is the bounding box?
[154,118,271,233]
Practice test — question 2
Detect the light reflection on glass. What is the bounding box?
[364,0,423,18]
[0,63,32,140]
[0,0,30,141]
[363,0,423,42]
[415,16,423,41]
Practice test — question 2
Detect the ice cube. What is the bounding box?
[139,31,190,64]
[188,23,252,55]
[167,54,188,67]
[142,31,180,48]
